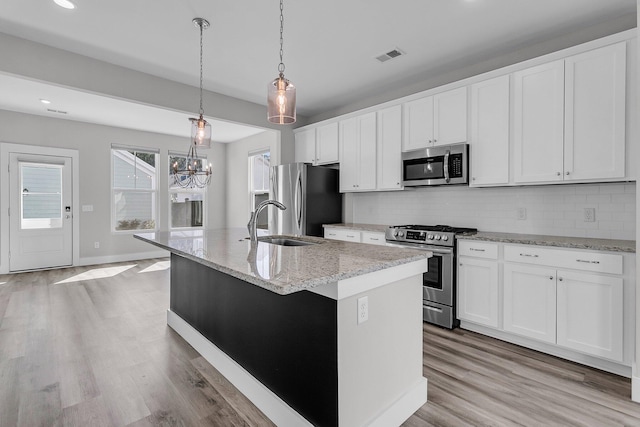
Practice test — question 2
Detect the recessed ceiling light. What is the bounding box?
[40,99,51,104]
[53,0,76,10]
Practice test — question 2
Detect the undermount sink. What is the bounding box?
[258,237,318,247]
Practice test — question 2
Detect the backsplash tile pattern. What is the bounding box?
[350,182,636,240]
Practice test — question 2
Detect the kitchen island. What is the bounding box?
[134,229,430,427]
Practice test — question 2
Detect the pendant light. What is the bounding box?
[172,17,212,189]
[267,0,296,124]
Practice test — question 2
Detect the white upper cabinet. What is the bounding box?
[564,42,626,181]
[469,75,510,186]
[339,112,377,192]
[376,105,403,190]
[294,128,316,164]
[315,122,339,165]
[514,42,626,184]
[402,86,467,151]
[513,60,565,183]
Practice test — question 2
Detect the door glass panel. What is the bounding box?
[20,163,63,229]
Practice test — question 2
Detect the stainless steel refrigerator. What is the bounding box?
[268,163,342,237]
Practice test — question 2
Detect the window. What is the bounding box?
[111,146,158,232]
[168,152,206,229]
[249,150,270,230]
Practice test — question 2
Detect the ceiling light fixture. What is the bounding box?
[53,0,76,10]
[40,99,51,104]
[171,17,212,189]
[267,0,296,124]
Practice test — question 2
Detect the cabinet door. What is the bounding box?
[357,112,377,191]
[402,96,433,151]
[377,105,403,190]
[503,264,557,343]
[470,75,510,186]
[513,60,565,183]
[316,122,339,165]
[294,129,316,164]
[564,42,626,181]
[458,257,499,328]
[361,231,386,246]
[433,87,467,146]
[556,270,623,361]
[339,118,359,192]
[324,228,361,242]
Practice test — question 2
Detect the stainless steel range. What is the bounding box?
[385,225,477,329]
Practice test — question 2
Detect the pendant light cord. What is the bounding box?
[278,0,285,75]
[199,20,204,116]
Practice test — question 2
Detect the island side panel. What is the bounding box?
[337,275,426,426]
[170,253,338,427]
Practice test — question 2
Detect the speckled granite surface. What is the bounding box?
[134,228,428,295]
[323,223,390,233]
[459,232,635,253]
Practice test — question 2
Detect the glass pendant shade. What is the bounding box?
[267,75,296,124]
[190,115,211,148]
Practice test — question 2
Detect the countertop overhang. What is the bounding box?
[134,228,430,295]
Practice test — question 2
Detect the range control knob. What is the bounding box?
[435,235,442,241]
[442,235,449,241]
[399,231,405,237]
[427,234,434,240]
[393,231,399,237]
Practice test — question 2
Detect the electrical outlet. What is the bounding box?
[584,208,596,222]
[357,296,369,324]
[94,241,100,249]
[517,207,527,220]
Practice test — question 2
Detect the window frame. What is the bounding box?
[110,145,159,234]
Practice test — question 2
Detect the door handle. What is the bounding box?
[443,150,451,183]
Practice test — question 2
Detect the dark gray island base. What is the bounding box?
[135,229,429,427]
[171,253,338,426]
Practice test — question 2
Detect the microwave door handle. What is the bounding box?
[444,150,451,183]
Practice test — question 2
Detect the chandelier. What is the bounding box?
[173,17,212,189]
[267,0,296,124]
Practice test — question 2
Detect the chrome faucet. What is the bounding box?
[247,199,286,243]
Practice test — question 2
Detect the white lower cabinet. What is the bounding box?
[556,270,623,362]
[503,264,557,344]
[457,239,631,371]
[324,228,386,246]
[458,257,499,328]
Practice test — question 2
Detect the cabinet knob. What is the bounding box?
[472,177,476,181]
[558,277,563,282]
[434,139,437,143]
[557,172,561,176]
[566,171,570,176]
[428,140,432,144]
[549,276,554,280]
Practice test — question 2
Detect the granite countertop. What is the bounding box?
[134,228,428,295]
[459,231,635,253]
[323,223,390,233]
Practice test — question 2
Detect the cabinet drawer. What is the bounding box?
[458,240,498,259]
[361,231,386,246]
[504,245,622,275]
[324,228,361,243]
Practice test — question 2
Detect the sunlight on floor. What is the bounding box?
[0,282,5,285]
[139,260,171,273]
[55,265,137,284]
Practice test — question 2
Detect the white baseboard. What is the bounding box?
[167,310,313,427]
[369,378,428,427]
[77,250,169,267]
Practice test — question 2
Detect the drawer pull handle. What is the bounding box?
[369,237,379,241]
[520,253,539,258]
[576,259,600,264]
[425,306,443,313]
[470,248,485,252]
[346,235,356,238]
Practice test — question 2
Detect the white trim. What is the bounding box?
[368,378,428,427]
[77,249,168,267]
[167,309,314,427]
[0,142,80,275]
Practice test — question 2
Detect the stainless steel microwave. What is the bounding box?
[402,143,469,186]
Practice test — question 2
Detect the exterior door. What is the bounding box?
[9,153,73,271]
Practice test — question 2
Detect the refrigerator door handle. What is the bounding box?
[295,170,303,232]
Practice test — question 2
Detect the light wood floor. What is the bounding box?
[1,259,639,426]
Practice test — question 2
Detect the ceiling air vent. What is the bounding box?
[375,48,405,63]
[47,108,68,115]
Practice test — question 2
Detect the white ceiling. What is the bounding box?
[0,0,636,140]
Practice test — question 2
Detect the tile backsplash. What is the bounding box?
[348,182,636,240]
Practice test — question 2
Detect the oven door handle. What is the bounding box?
[385,242,453,255]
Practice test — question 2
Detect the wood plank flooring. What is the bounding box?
[1,259,639,426]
